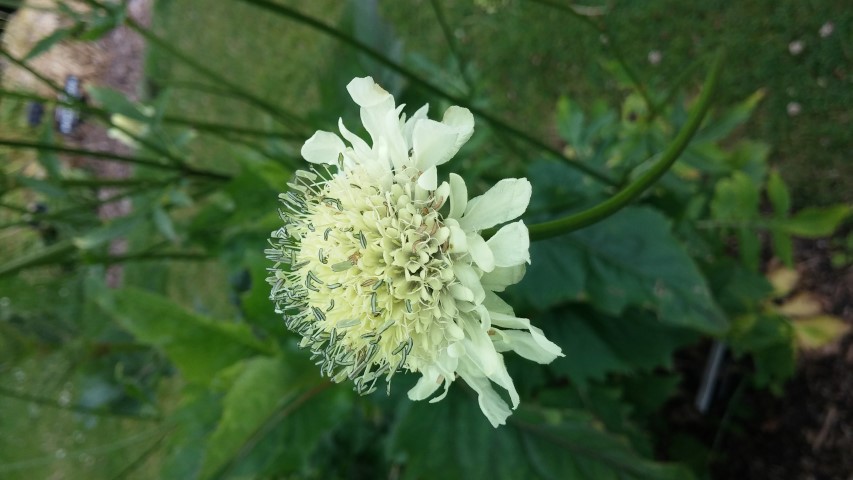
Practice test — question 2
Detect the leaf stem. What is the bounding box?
[526,48,725,241]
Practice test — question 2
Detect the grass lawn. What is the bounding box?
[148,0,852,205]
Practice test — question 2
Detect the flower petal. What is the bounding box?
[412,118,459,170]
[457,361,512,427]
[466,232,495,272]
[490,312,564,363]
[403,103,429,145]
[454,263,485,305]
[493,330,563,364]
[459,178,532,231]
[337,118,370,158]
[448,173,468,219]
[346,76,391,108]
[481,265,526,292]
[442,106,474,151]
[407,370,442,401]
[417,165,438,191]
[301,131,345,165]
[486,220,530,267]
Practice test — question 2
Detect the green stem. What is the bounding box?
[85,251,210,265]
[0,138,230,180]
[428,0,475,96]
[0,385,161,422]
[527,48,725,241]
[233,0,617,186]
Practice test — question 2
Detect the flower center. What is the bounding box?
[268,166,457,394]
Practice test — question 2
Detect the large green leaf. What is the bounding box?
[519,207,727,334]
[542,308,696,390]
[388,389,693,480]
[98,288,276,384]
[199,355,349,479]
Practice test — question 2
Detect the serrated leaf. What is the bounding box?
[199,356,346,479]
[97,288,276,383]
[543,308,696,389]
[388,388,693,480]
[519,207,727,334]
[775,205,851,238]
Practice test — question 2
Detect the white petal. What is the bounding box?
[449,284,474,302]
[434,181,450,209]
[486,220,530,267]
[490,312,564,363]
[485,355,520,408]
[448,173,468,219]
[447,220,468,253]
[494,330,563,364]
[346,76,391,107]
[407,371,442,401]
[337,118,370,158]
[454,263,485,305]
[466,232,495,272]
[461,316,500,375]
[459,178,532,231]
[403,103,429,145]
[301,131,345,165]
[481,265,526,292]
[417,165,438,191]
[483,290,515,315]
[442,106,474,150]
[458,361,512,427]
[412,119,459,170]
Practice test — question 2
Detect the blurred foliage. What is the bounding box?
[1,0,851,479]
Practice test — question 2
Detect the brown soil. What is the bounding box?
[710,237,853,480]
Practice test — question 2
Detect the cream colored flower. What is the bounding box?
[266,77,562,427]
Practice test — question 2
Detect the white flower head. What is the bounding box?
[266,77,563,427]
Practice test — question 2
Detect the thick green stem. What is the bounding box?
[233,0,617,186]
[527,48,725,241]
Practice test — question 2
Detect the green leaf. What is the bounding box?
[23,27,75,61]
[543,308,696,389]
[695,89,764,143]
[766,170,790,217]
[72,215,144,250]
[97,288,276,384]
[153,206,178,242]
[199,356,348,479]
[388,389,693,480]
[728,313,795,393]
[774,205,851,238]
[0,239,76,278]
[711,171,759,222]
[519,207,727,334]
[85,85,151,121]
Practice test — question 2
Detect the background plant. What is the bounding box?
[0,0,850,478]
